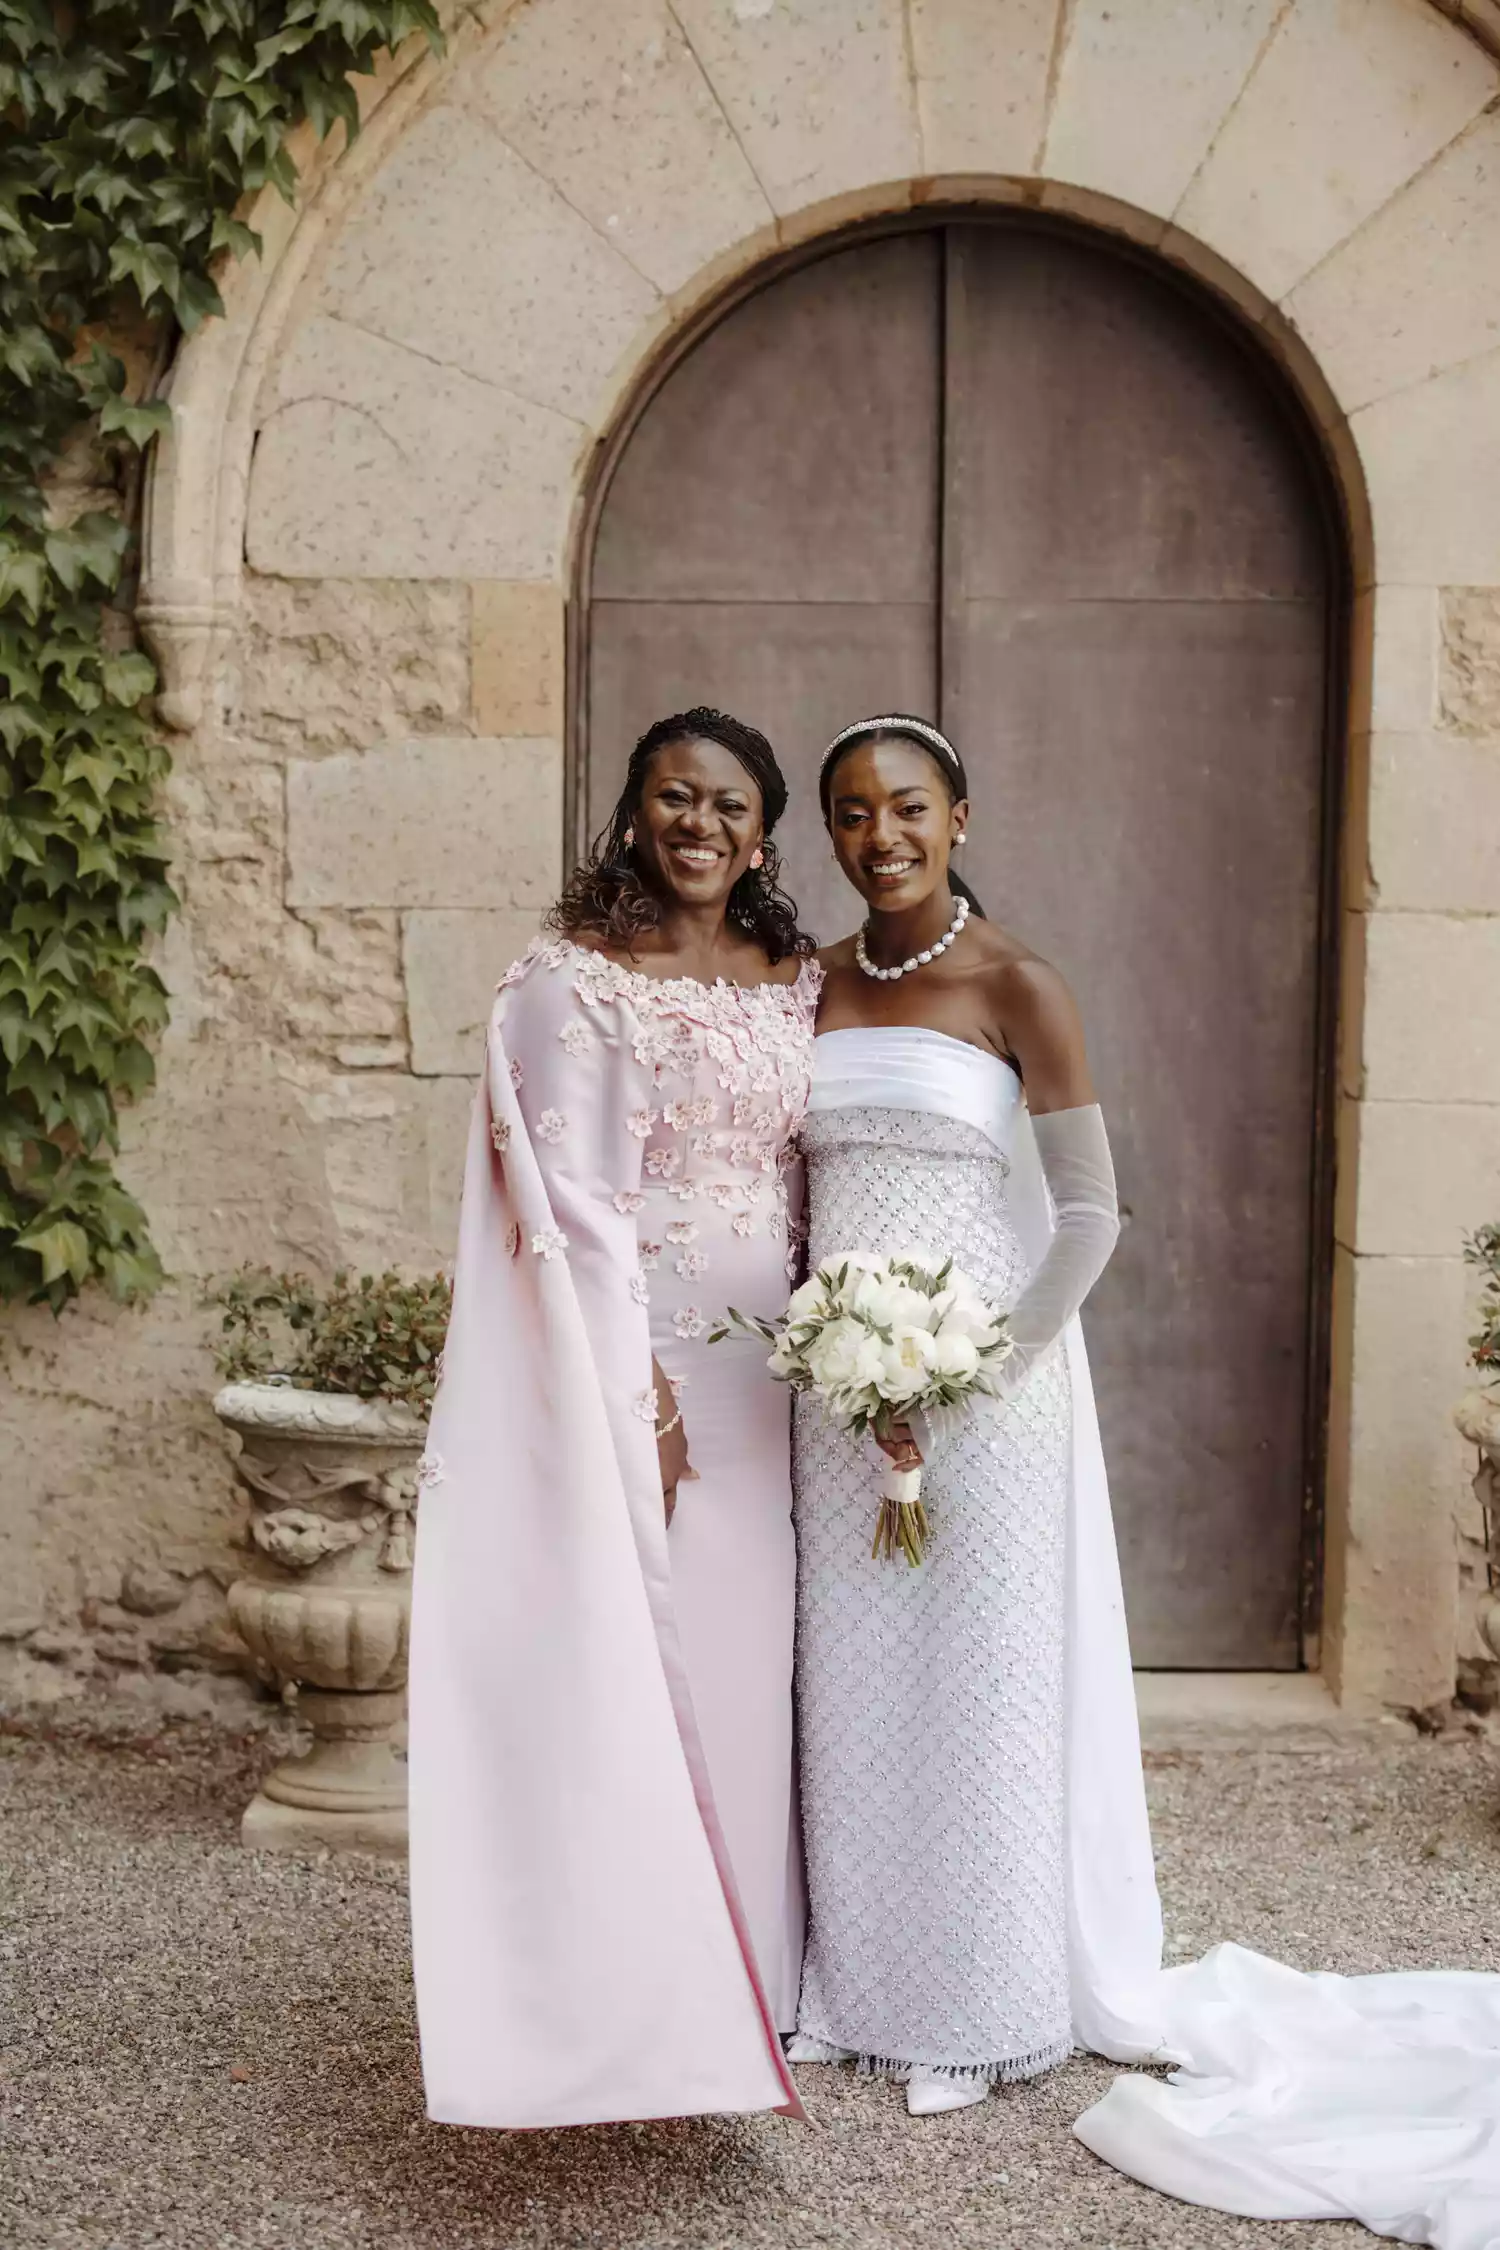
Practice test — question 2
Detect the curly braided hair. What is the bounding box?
[549,707,815,962]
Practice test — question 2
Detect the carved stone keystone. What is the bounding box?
[214,1381,428,1855]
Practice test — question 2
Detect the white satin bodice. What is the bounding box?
[809,1026,1023,1155]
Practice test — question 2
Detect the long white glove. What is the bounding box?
[908,1104,1120,1459]
[994,1102,1120,1398]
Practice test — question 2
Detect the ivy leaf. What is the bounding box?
[210,211,262,260]
[99,651,156,706]
[44,512,129,595]
[0,543,47,621]
[172,269,225,331]
[113,115,178,163]
[1,323,61,385]
[98,395,172,447]
[15,1216,92,1287]
[108,234,181,309]
[299,69,361,143]
[72,835,120,882]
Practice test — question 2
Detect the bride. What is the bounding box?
[788,716,1500,2247]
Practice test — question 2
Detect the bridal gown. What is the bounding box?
[794,1025,1500,2250]
[408,937,817,2127]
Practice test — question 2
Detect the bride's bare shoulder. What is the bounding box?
[817,934,858,971]
[968,922,1080,1028]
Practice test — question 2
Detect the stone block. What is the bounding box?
[1440,588,1500,738]
[231,576,471,752]
[403,908,541,1076]
[249,316,581,581]
[464,0,772,295]
[1043,0,1281,221]
[1284,107,1500,414]
[412,1074,479,1258]
[285,737,563,912]
[1337,1094,1500,1258]
[1176,0,1493,303]
[120,1045,341,1278]
[907,0,1056,177]
[1325,1245,1466,1710]
[1349,583,1437,737]
[281,909,407,1063]
[315,101,660,427]
[670,0,919,217]
[1352,351,1500,587]
[471,582,565,737]
[1366,731,1500,913]
[305,1072,421,1266]
[1357,910,1500,1104]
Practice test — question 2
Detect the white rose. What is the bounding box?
[874,1325,937,1403]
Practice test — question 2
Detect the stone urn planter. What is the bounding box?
[215,1380,428,1855]
[1456,1388,1500,1664]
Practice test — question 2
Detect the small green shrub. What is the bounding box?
[1465,1224,1500,1388]
[206,1264,450,1410]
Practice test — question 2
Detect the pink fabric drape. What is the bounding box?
[408,952,799,2127]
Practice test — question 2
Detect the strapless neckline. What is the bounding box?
[814,1022,1022,1087]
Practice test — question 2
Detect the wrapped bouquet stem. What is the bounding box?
[712,1252,1012,1566]
[872,1461,929,1567]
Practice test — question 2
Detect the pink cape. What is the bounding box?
[407,959,800,2127]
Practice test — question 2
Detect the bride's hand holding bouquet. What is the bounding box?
[712,1252,1012,1565]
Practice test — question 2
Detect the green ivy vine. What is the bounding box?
[0,0,441,1310]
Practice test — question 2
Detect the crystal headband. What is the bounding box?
[820,714,962,776]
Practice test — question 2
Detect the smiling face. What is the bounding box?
[826,735,967,913]
[631,734,765,908]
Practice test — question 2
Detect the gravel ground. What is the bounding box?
[3,1712,1499,2250]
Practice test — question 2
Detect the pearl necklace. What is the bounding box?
[856,893,969,981]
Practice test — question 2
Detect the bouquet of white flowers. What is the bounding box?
[711,1252,1012,1566]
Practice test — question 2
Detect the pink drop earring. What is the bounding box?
[751,848,765,869]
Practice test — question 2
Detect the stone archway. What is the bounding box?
[125,0,1500,1710]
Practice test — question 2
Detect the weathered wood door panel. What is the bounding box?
[940,228,1329,1666]
[585,219,1334,1667]
[589,232,940,936]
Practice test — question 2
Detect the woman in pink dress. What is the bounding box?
[409,709,819,2130]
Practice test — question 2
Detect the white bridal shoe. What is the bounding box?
[782,2034,853,2064]
[906,2069,988,2117]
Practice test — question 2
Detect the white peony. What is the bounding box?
[848,1269,931,1332]
[930,1328,981,1383]
[932,1285,1001,1345]
[873,1325,937,1402]
[804,1316,886,1396]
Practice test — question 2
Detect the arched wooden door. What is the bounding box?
[583,221,1337,1669]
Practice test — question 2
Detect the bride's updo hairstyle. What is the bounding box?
[549,705,815,963]
[818,714,986,916]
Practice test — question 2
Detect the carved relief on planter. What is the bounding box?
[214,1381,428,1855]
[1455,1389,1500,1664]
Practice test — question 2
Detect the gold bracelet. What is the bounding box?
[655,1408,682,1439]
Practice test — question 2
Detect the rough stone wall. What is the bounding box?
[13,0,1500,1711]
[0,572,561,1699]
[1438,592,1500,1677]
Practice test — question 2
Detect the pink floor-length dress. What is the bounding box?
[408,935,818,2129]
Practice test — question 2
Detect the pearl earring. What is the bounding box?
[624,826,635,848]
[956,831,967,845]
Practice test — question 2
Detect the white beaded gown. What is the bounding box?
[793,1026,1074,2082]
[791,1028,1500,2250]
